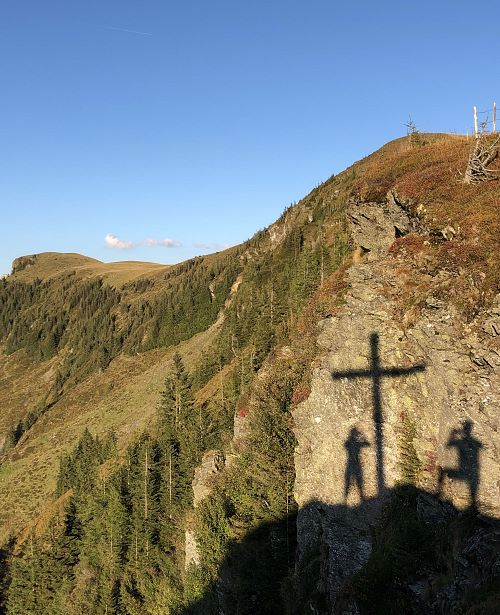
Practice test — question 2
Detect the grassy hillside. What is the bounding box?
[11,252,169,287]
[0,329,216,544]
[0,245,246,542]
[0,152,349,541]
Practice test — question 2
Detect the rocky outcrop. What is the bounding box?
[293,196,500,608]
[185,450,225,568]
[348,195,413,257]
[192,450,225,508]
[11,255,36,274]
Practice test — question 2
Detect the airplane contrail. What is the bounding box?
[99,25,153,36]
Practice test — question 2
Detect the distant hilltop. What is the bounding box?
[9,251,169,287]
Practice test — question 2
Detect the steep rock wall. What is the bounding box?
[293,198,500,605]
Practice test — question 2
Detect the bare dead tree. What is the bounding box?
[463,122,500,184]
[405,116,425,147]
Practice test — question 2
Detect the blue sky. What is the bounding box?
[1,0,498,275]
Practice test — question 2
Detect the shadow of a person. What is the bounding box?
[344,427,370,501]
[437,420,483,508]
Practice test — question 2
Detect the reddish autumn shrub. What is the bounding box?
[388,234,426,257]
[292,388,311,404]
[238,406,251,418]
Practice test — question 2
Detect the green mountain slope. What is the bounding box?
[0,153,350,542]
[1,133,499,614]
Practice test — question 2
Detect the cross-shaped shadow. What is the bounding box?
[332,333,425,496]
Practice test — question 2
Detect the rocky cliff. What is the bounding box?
[293,194,500,611]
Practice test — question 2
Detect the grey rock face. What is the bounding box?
[185,449,225,569]
[347,197,412,258]
[293,198,500,608]
[185,528,201,568]
[193,449,225,508]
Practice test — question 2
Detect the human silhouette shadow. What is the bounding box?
[437,419,483,509]
[344,428,370,501]
[177,418,492,614]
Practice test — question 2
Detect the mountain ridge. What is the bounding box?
[10,251,170,287]
[1,132,499,613]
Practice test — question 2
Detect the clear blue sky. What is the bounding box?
[1,0,498,275]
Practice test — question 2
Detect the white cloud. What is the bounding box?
[105,233,135,249]
[194,242,231,251]
[105,234,182,250]
[144,237,182,248]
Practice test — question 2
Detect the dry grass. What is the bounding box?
[353,135,500,316]
[14,489,73,553]
[0,347,55,439]
[194,359,237,407]
[10,251,170,287]
[0,322,219,545]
